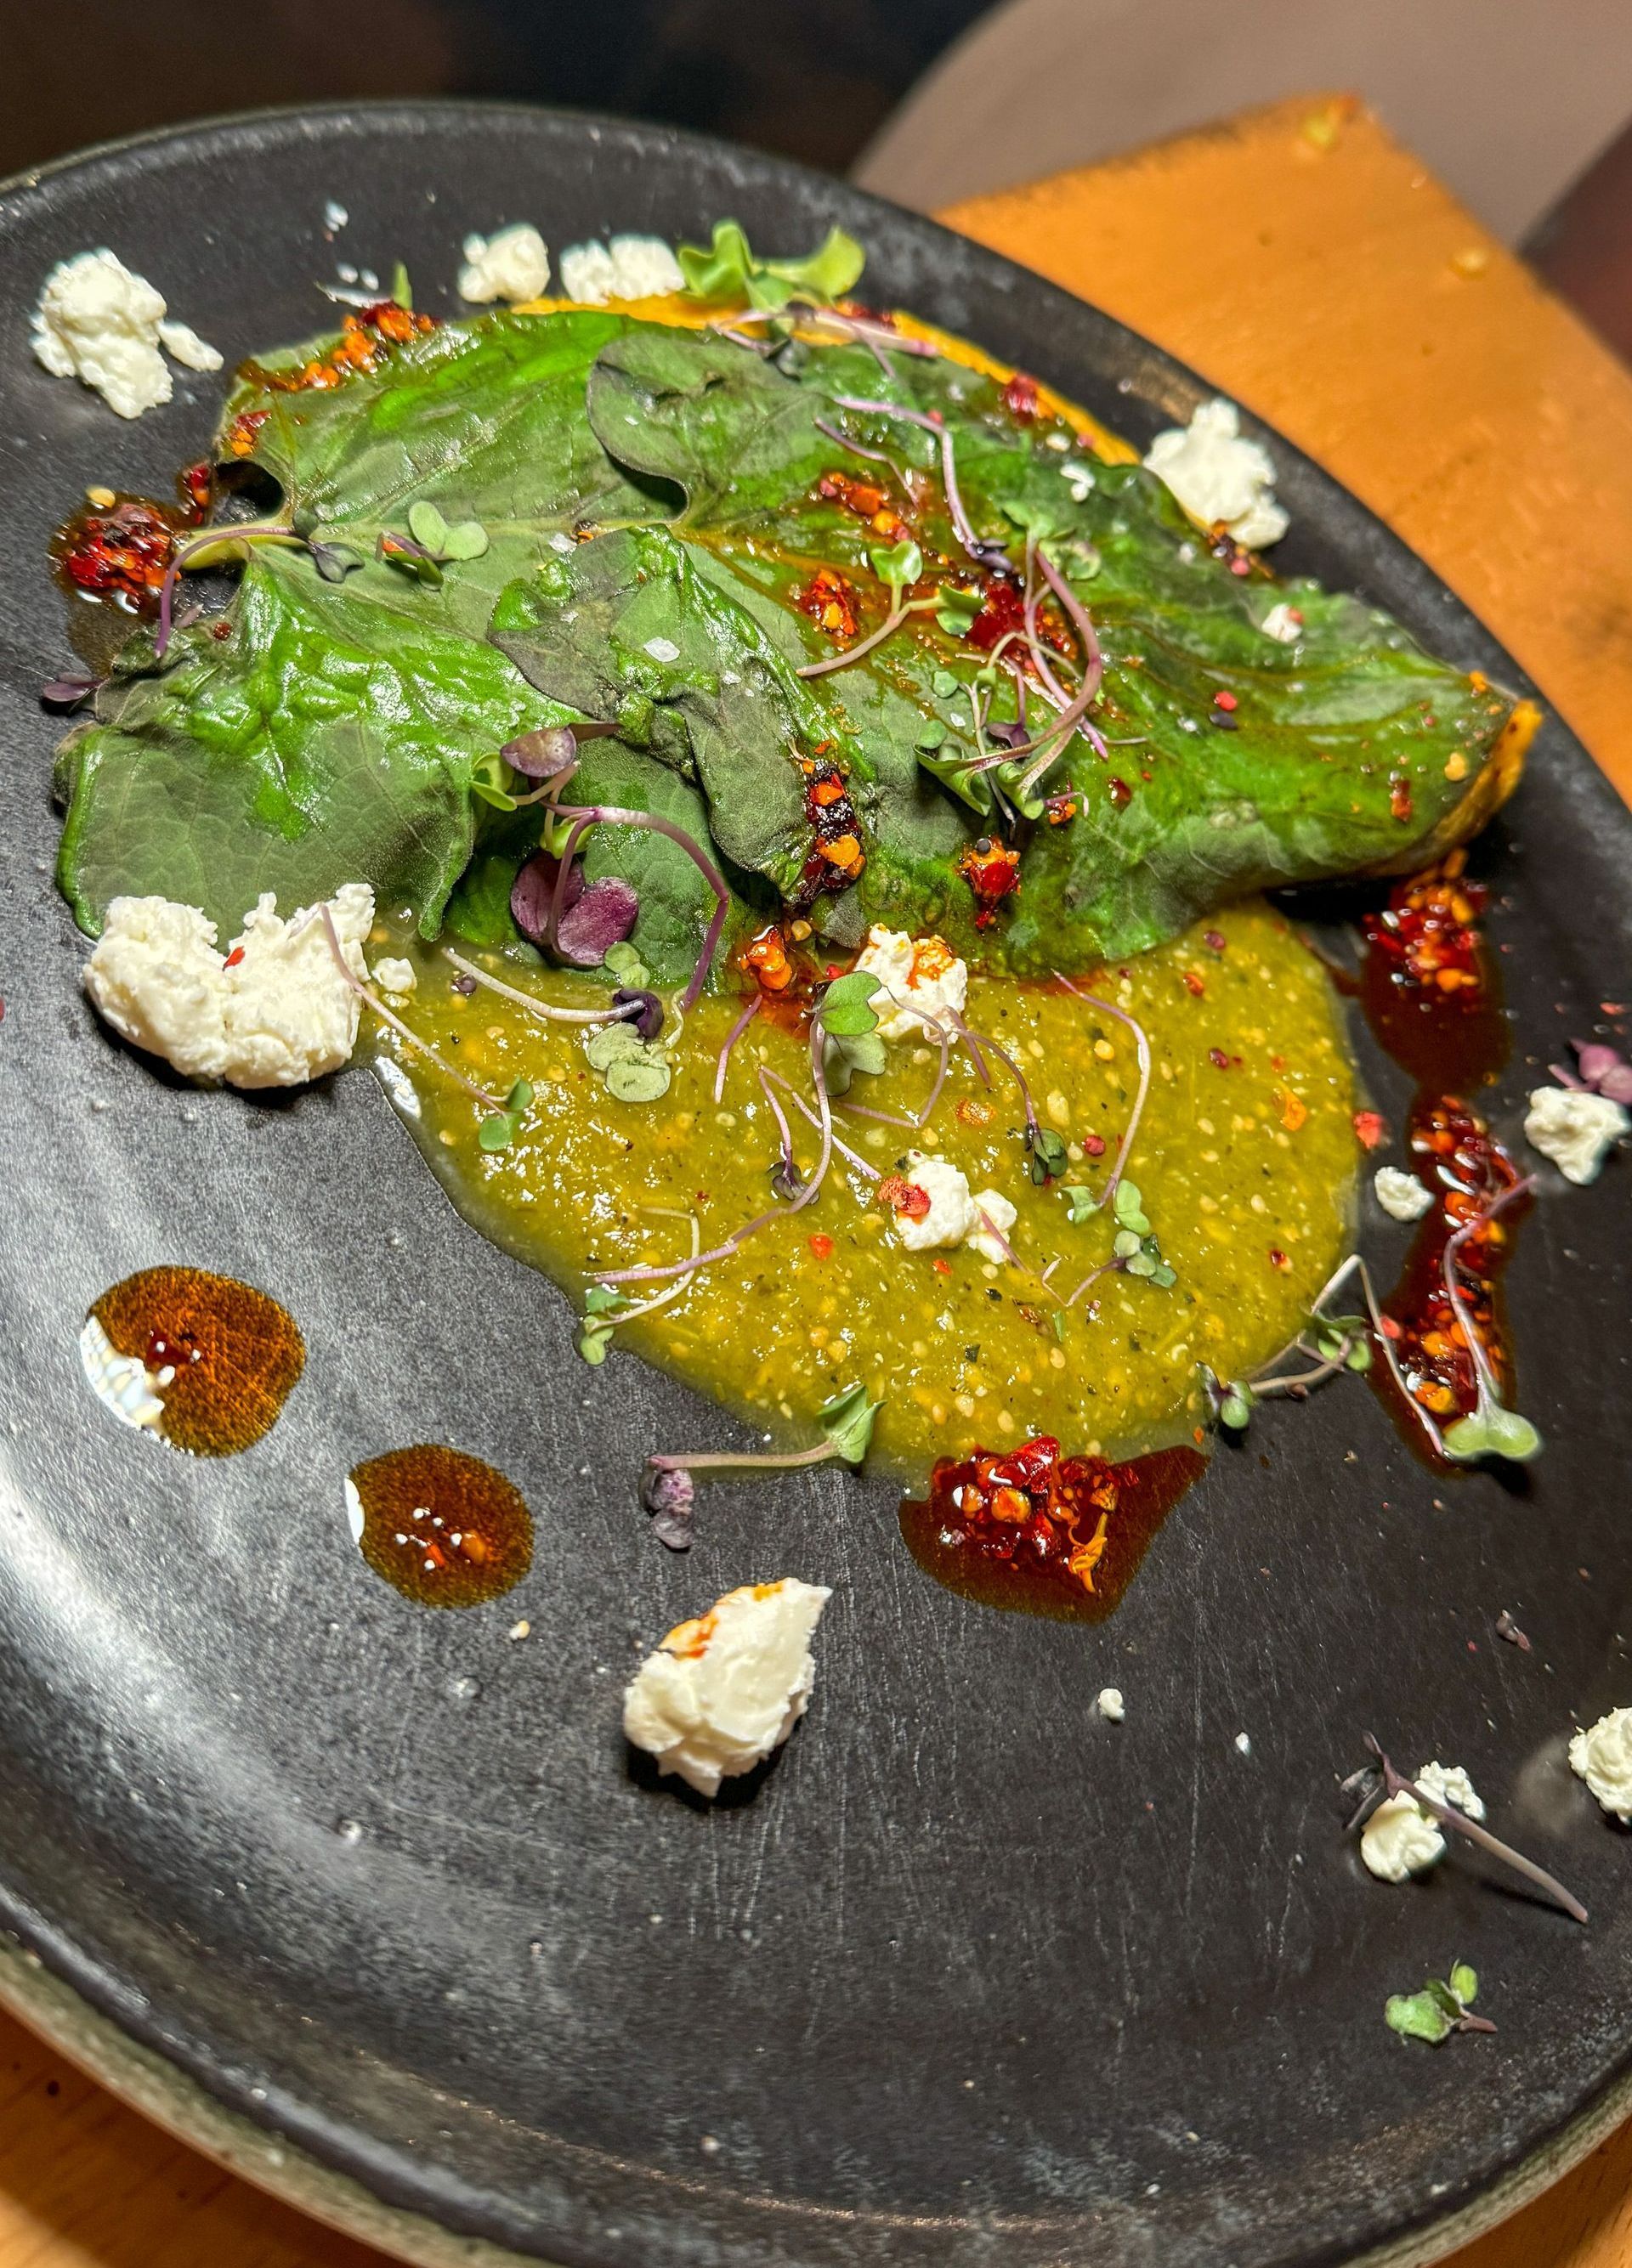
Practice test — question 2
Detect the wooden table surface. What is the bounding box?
[7,88,1632,2268]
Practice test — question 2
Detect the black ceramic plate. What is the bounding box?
[3,101,1632,2268]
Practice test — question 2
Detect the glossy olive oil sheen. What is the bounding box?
[370,899,1355,1479]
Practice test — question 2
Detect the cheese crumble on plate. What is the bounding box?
[623,1578,830,1797]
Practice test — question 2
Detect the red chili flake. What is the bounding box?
[1268,1248,1292,1271]
[808,1233,834,1260]
[932,1258,953,1276]
[246,301,437,403]
[1082,1133,1107,1158]
[1045,794,1078,826]
[1378,1313,1402,1340]
[226,406,270,457]
[1212,689,1238,711]
[1361,852,1486,1001]
[1001,372,1041,421]
[796,565,860,642]
[1204,929,1227,953]
[877,1175,932,1219]
[1209,1048,1232,1071]
[1108,777,1132,807]
[1352,1109,1388,1149]
[56,499,179,610]
[1182,970,1205,997]
[956,1098,993,1127]
[1389,774,1414,823]
[211,619,233,641]
[958,838,1022,928]
[180,461,212,514]
[223,946,246,969]
[815,468,908,540]
[1228,556,1251,577]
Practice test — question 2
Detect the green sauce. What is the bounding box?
[369,897,1355,1481]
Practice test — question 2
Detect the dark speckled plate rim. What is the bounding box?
[2,94,1630,2268]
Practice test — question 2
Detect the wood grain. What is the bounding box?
[3,90,1629,2268]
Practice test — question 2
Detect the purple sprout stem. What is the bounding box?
[714,994,762,1102]
[1363,1735,1587,1925]
[951,1015,1039,1137]
[648,1439,842,1479]
[1051,976,1151,1207]
[440,947,643,1026]
[813,415,894,465]
[316,907,502,1111]
[155,523,299,659]
[597,1015,838,1286]
[830,393,1009,568]
[1441,1175,1537,1411]
[553,804,729,1013]
[756,1065,799,1178]
[762,1068,880,1180]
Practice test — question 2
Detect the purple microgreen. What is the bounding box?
[714,993,762,1101]
[552,802,729,1013]
[1496,1609,1533,1651]
[309,539,365,583]
[1362,1734,1587,1923]
[762,1066,880,1182]
[557,875,641,966]
[830,393,1011,569]
[502,725,583,779]
[1572,1037,1632,1105]
[984,719,1029,753]
[314,904,502,1110]
[451,971,479,997]
[511,847,581,948]
[377,529,444,586]
[612,987,664,1042]
[41,671,100,708]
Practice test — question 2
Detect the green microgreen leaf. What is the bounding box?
[390,259,413,310]
[1443,1400,1544,1465]
[932,669,960,698]
[606,1054,672,1103]
[1063,1185,1099,1224]
[1386,1991,1455,2046]
[1219,1381,1255,1429]
[439,518,490,561]
[935,585,983,638]
[818,1380,882,1465]
[407,500,450,555]
[1449,1963,1479,2009]
[1113,1229,1142,1260]
[603,940,650,985]
[870,536,923,603]
[1026,1125,1068,1185]
[819,970,882,1038]
[1112,1179,1151,1235]
[583,1285,623,1315]
[915,717,948,753]
[677,219,864,308]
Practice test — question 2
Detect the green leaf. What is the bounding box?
[934,585,983,637]
[676,219,865,308]
[606,1054,673,1103]
[818,1381,882,1465]
[1027,1125,1068,1185]
[1443,1400,1544,1464]
[1063,1185,1100,1224]
[817,970,881,1038]
[915,717,948,753]
[1113,1229,1143,1259]
[870,536,922,597]
[390,259,413,311]
[1448,1964,1478,2009]
[822,1027,887,1094]
[408,500,450,555]
[932,669,960,698]
[602,939,649,984]
[478,1111,517,1151]
[577,1319,615,1366]
[676,219,756,303]
[1386,1991,1455,2046]
[583,1285,624,1316]
[1219,1383,1255,1430]
[1113,1178,1151,1235]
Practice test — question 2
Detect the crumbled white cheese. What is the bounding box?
[853,924,969,1042]
[78,1315,166,1436]
[1524,1084,1629,1185]
[623,1578,830,1797]
[1143,397,1289,548]
[558,235,685,305]
[892,1151,1016,1259]
[32,248,222,419]
[1096,1686,1125,1722]
[1259,601,1304,644]
[1234,1732,1252,1756]
[1374,1165,1433,1221]
[457,223,550,303]
[643,635,682,663]
[1359,1758,1483,1881]
[1570,1708,1632,1819]
[371,956,416,995]
[83,885,374,1089]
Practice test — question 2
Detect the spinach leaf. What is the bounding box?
[56,546,553,938]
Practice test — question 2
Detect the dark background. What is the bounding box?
[0,0,991,182]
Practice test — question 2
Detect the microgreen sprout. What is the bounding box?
[578,1284,625,1366]
[677,219,865,310]
[315,905,503,1111]
[817,969,887,1094]
[477,1076,534,1153]
[1386,1962,1494,2046]
[41,671,101,708]
[439,947,648,1028]
[405,500,490,563]
[1438,1176,1543,1464]
[713,994,762,1101]
[153,521,303,658]
[547,801,729,1013]
[1356,1734,1587,1924]
[1051,978,1152,1211]
[642,1382,883,1524]
[870,536,923,608]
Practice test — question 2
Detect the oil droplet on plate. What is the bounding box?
[82,1266,304,1455]
[346,1445,532,1609]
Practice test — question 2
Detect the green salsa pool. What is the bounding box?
[369,897,1356,1480]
